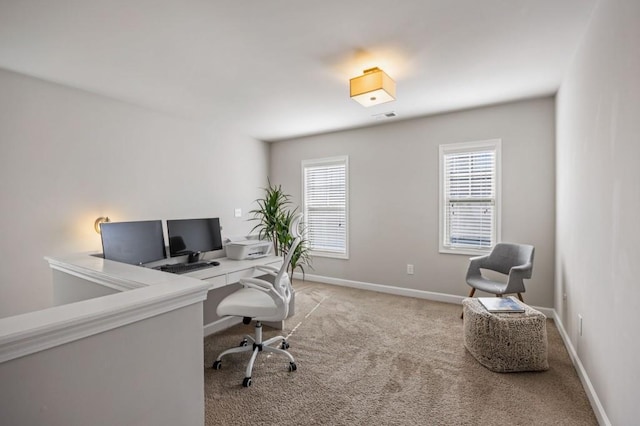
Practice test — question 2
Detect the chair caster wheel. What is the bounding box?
[281,341,290,350]
[212,360,222,370]
[288,362,297,372]
[239,339,248,347]
[242,377,252,387]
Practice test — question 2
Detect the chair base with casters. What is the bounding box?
[212,317,297,388]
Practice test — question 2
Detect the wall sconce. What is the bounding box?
[94,216,111,234]
[350,67,396,107]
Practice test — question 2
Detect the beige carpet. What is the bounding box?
[203,281,597,425]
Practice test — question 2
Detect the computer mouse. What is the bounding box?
[208,261,220,266]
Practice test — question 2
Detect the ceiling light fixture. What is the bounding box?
[350,67,396,107]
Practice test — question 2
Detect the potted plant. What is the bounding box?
[250,179,312,279]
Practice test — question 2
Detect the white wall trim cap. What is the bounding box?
[47,257,147,291]
[0,278,209,364]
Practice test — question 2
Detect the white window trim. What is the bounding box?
[301,156,349,259]
[438,139,502,255]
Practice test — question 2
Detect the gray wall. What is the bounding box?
[0,68,270,318]
[271,97,556,307]
[556,0,640,423]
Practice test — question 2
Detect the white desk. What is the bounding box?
[177,256,287,334]
[47,253,284,334]
[177,256,283,291]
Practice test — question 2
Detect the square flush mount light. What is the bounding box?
[350,67,396,107]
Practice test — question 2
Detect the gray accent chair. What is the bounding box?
[462,243,535,318]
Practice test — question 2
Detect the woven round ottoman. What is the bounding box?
[462,297,549,372]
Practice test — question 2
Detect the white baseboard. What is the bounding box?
[294,271,609,424]
[552,311,611,426]
[295,272,555,317]
[295,272,465,305]
[203,316,242,337]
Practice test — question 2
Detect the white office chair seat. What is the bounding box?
[216,287,281,322]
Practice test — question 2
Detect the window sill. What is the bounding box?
[310,251,349,260]
[439,247,491,256]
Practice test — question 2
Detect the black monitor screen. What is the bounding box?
[100,220,166,265]
[167,217,223,257]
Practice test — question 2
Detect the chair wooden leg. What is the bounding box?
[517,293,524,302]
[460,288,476,319]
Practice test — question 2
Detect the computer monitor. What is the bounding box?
[166,217,223,261]
[100,220,167,265]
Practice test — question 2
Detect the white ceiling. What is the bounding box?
[0,0,596,141]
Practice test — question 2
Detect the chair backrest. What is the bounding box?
[273,212,304,304]
[484,243,535,278]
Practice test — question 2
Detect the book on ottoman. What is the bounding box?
[478,296,525,313]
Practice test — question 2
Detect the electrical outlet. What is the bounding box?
[407,264,414,275]
[578,314,583,337]
[234,208,242,218]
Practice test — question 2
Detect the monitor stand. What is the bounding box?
[187,251,202,263]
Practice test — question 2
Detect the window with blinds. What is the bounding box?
[302,156,349,258]
[439,140,501,254]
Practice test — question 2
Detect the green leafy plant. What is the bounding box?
[249,179,312,279]
[249,179,290,256]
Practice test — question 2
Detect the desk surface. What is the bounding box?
[175,255,283,291]
[180,256,282,280]
[46,252,287,335]
[47,252,283,292]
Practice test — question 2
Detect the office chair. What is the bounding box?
[461,243,535,318]
[212,212,303,387]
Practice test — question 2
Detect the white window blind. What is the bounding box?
[302,156,349,258]
[439,140,501,254]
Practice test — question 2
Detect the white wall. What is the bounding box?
[271,97,556,307]
[556,0,640,423]
[0,68,269,318]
